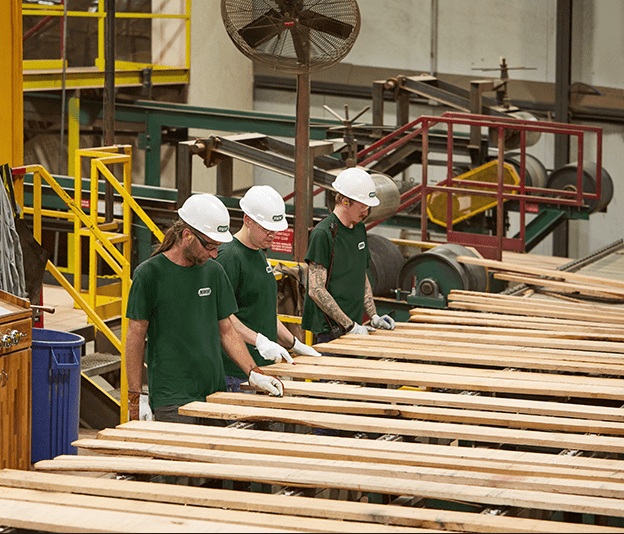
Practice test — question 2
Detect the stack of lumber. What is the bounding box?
[22,422,624,533]
[11,285,624,531]
[456,256,624,300]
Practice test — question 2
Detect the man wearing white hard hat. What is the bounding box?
[216,185,320,392]
[125,193,284,423]
[302,167,396,343]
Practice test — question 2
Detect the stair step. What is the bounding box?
[81,352,121,377]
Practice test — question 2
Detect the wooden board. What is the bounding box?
[175,402,624,454]
[456,256,624,290]
[264,359,624,400]
[70,437,624,498]
[0,484,410,533]
[1,469,611,533]
[33,455,624,519]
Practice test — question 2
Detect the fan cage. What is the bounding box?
[222,0,360,74]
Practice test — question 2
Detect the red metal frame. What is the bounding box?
[364,111,603,260]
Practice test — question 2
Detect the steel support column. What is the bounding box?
[294,71,312,263]
[553,0,572,257]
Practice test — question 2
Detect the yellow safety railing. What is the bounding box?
[22,0,191,74]
[18,145,164,424]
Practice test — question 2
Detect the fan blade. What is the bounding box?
[238,8,285,49]
[289,25,310,66]
[298,9,354,39]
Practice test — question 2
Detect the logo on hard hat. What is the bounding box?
[217,225,229,233]
[272,214,283,222]
[369,192,376,198]
[198,287,212,297]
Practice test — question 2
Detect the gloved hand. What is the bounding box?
[128,392,153,421]
[249,367,284,396]
[256,333,294,364]
[371,314,396,330]
[346,322,374,335]
[291,337,321,357]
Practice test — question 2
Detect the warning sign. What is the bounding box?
[270,228,294,254]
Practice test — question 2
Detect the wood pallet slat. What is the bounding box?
[177,402,624,454]
[32,455,624,519]
[1,469,610,533]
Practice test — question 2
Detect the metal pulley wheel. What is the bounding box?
[397,243,488,297]
[546,162,614,214]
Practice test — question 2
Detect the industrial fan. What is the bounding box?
[221,0,360,74]
[221,0,361,259]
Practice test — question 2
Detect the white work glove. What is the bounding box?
[139,394,153,421]
[371,314,396,330]
[256,333,294,364]
[346,322,374,335]
[291,337,321,357]
[248,367,284,396]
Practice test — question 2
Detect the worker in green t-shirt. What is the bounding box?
[125,194,284,422]
[216,186,320,392]
[302,167,396,344]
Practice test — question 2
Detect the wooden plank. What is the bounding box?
[33,455,624,518]
[0,496,274,533]
[493,273,624,299]
[71,437,624,499]
[91,427,624,482]
[177,402,624,454]
[286,356,624,390]
[0,485,405,533]
[112,421,624,473]
[315,340,624,375]
[456,256,624,290]
[323,334,624,366]
[267,361,624,400]
[361,328,624,354]
[276,380,624,422]
[1,470,609,534]
[448,291,624,322]
[449,300,624,325]
[192,392,624,435]
[401,320,624,342]
[409,308,624,334]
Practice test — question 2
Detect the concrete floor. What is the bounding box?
[39,283,90,333]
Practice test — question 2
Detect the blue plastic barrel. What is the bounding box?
[31,328,84,464]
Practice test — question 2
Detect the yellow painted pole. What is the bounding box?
[68,91,80,177]
[0,1,23,168]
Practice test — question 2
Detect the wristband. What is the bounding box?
[287,336,296,350]
[343,321,355,334]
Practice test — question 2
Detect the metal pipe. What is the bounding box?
[430,0,438,76]
[58,0,68,175]
[103,0,116,222]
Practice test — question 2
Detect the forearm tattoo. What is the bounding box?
[363,276,377,319]
[308,262,352,329]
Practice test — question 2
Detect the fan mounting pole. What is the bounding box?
[293,68,312,262]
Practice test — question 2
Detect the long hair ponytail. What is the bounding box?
[151,219,190,257]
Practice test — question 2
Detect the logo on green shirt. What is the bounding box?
[198,287,212,297]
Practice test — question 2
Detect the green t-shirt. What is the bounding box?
[216,238,278,379]
[126,253,238,411]
[302,212,370,334]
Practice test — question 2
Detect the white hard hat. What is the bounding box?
[239,185,288,232]
[332,167,380,207]
[178,193,233,243]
